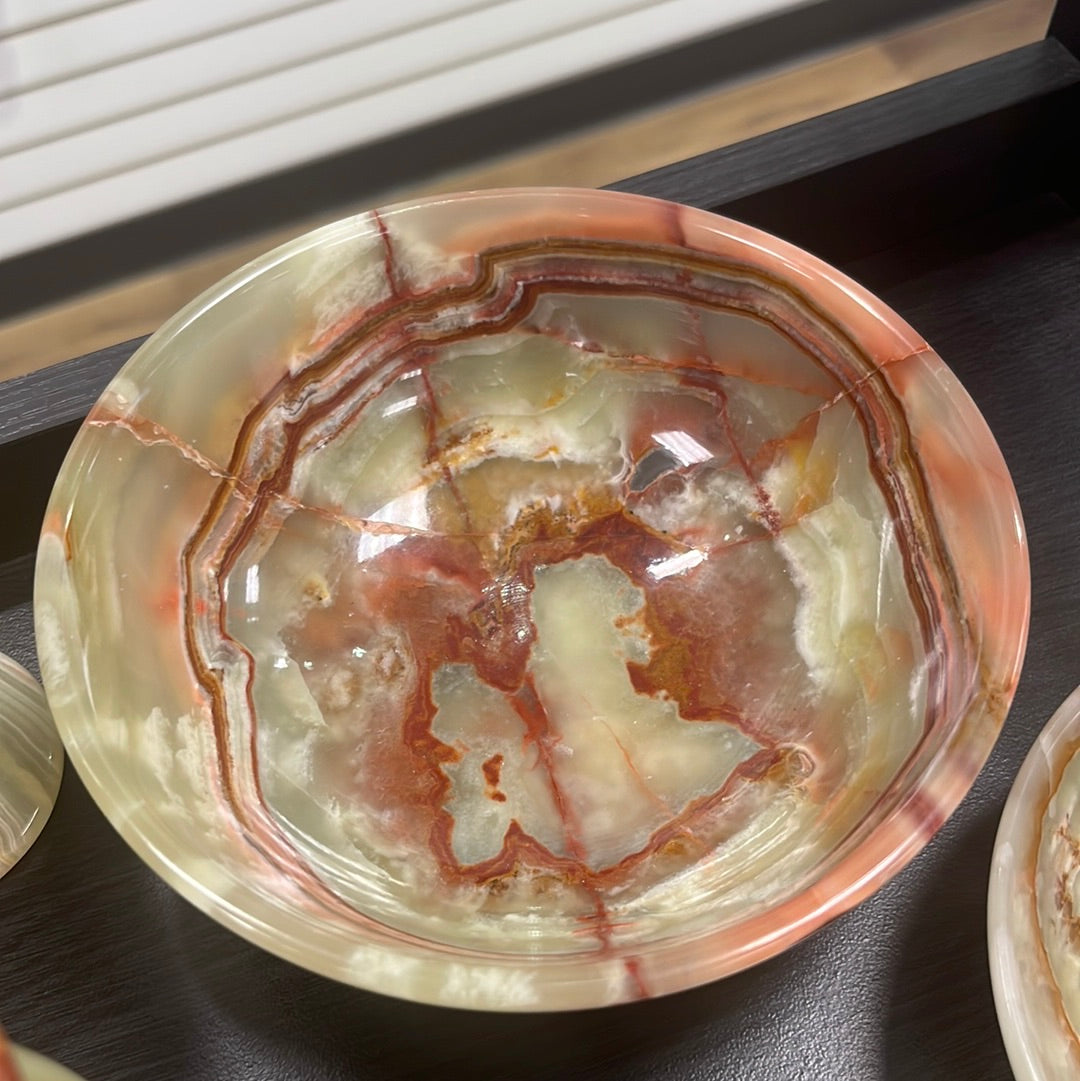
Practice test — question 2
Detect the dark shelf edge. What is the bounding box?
[0,337,145,447]
[611,39,1080,209]
[1051,0,1080,57]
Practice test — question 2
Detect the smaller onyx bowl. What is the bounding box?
[990,686,1080,1079]
[35,188,1029,1010]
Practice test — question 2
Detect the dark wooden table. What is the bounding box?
[1,7,1078,1079]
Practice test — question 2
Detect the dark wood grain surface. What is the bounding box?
[1,31,1078,1081]
[614,38,1080,211]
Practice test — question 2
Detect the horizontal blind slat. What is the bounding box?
[0,0,331,90]
[0,0,809,260]
[0,0,496,154]
[0,0,660,210]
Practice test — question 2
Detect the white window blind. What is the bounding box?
[0,0,807,261]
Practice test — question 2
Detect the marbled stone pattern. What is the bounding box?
[34,188,1029,1010]
[991,686,1080,1080]
[0,653,63,879]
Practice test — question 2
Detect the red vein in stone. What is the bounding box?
[92,405,465,555]
[685,298,784,537]
[499,673,636,963]
[598,718,673,816]
[715,389,783,536]
[509,675,588,864]
[622,956,651,999]
[92,402,504,550]
[522,314,843,402]
[445,742,797,896]
[87,405,235,483]
[372,208,406,299]
[270,494,433,537]
[603,744,799,875]
[419,365,475,534]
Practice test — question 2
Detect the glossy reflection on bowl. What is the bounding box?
[34,188,1029,1010]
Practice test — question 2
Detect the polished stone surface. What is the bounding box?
[0,653,62,879]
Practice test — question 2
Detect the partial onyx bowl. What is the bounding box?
[34,188,1030,1010]
[0,653,63,879]
[991,686,1080,1079]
